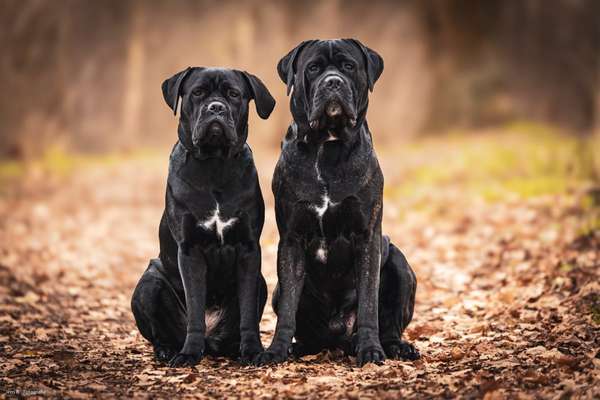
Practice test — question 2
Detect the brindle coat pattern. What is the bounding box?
[255,39,419,367]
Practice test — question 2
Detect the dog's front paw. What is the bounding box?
[253,348,288,366]
[357,345,386,367]
[383,340,420,361]
[240,340,264,365]
[168,351,204,367]
[153,344,178,363]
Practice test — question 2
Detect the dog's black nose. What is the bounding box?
[324,75,343,90]
[207,101,226,115]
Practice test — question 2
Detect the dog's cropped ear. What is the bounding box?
[347,39,384,92]
[277,40,317,95]
[161,67,194,115]
[241,71,276,119]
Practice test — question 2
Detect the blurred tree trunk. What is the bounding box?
[414,0,600,134]
[0,0,131,158]
[0,0,69,158]
[594,85,600,182]
[1,0,599,158]
[121,0,146,151]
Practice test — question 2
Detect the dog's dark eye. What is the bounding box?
[307,63,320,73]
[343,62,355,71]
[192,88,205,97]
[228,89,240,98]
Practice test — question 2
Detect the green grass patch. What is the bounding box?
[578,210,600,238]
[385,121,598,202]
[0,145,162,185]
[559,262,575,273]
[576,188,600,237]
[0,160,26,181]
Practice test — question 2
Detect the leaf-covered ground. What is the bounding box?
[1,129,599,398]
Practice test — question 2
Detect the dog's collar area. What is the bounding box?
[180,140,245,161]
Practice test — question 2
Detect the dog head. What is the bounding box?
[278,39,383,143]
[162,67,275,159]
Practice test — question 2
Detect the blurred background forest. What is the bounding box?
[0,0,599,158]
[1,2,599,397]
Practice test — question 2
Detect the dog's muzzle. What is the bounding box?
[192,101,236,149]
[309,73,357,131]
[323,76,344,118]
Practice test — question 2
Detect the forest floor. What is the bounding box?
[0,126,599,399]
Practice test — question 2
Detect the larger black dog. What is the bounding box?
[254,39,418,367]
[131,67,275,367]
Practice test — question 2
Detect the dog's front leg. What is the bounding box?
[355,228,386,367]
[254,239,305,365]
[169,245,207,367]
[237,245,264,363]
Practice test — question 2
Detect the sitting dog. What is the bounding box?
[254,39,419,367]
[131,67,275,367]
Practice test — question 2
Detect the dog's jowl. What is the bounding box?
[255,39,418,367]
[131,67,275,367]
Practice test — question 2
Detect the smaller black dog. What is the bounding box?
[131,67,275,367]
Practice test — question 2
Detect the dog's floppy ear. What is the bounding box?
[277,40,317,95]
[347,39,384,92]
[161,67,194,115]
[241,71,276,119]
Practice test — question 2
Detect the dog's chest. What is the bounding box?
[281,137,378,264]
[311,194,334,263]
[198,203,237,245]
[292,193,366,265]
[295,163,367,264]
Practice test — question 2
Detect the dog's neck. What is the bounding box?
[170,141,251,189]
[292,119,372,154]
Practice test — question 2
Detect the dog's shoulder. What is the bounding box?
[272,124,305,193]
[167,142,189,176]
[236,144,258,172]
[282,122,299,148]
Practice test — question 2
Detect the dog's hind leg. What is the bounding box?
[378,237,420,360]
[131,259,186,362]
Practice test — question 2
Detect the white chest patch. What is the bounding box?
[313,194,332,217]
[312,142,340,264]
[312,194,336,264]
[198,203,237,244]
[315,246,327,263]
[315,238,328,263]
[325,131,338,142]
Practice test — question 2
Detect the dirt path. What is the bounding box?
[0,143,598,398]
